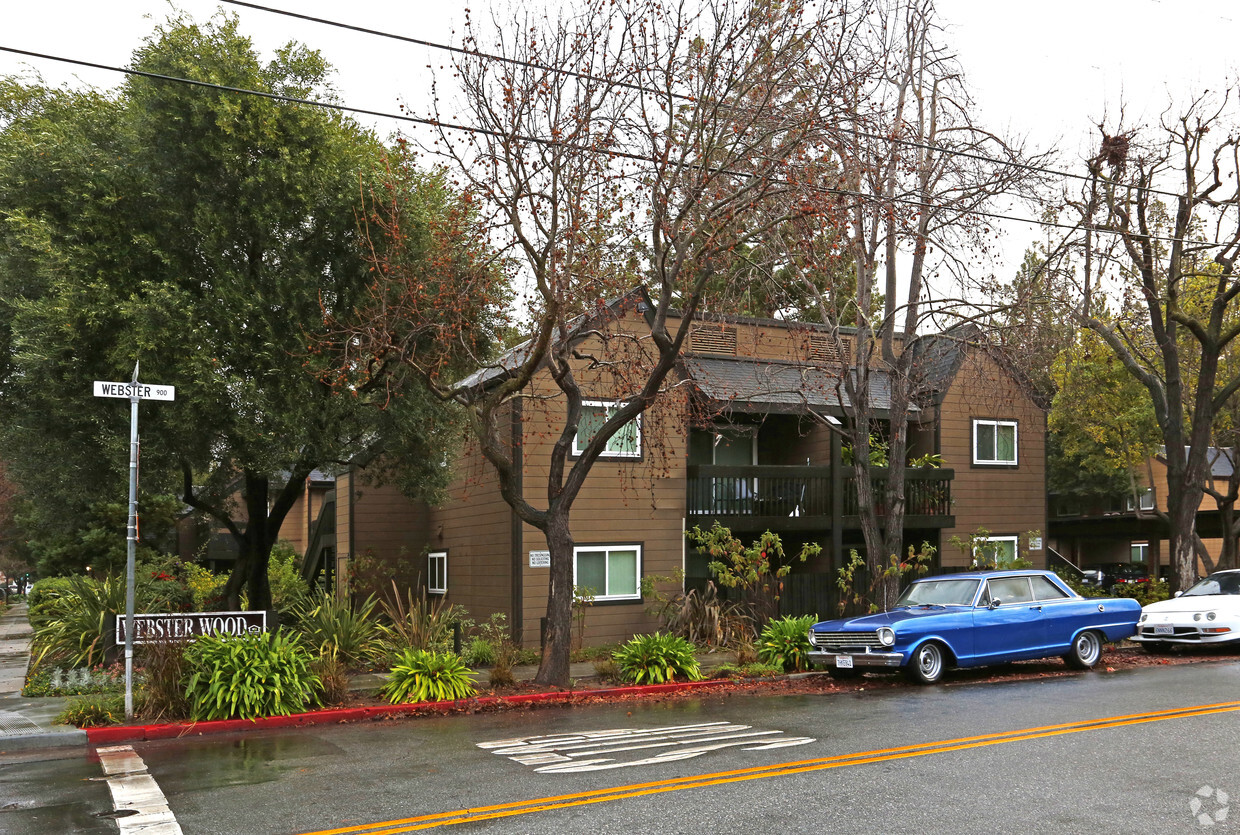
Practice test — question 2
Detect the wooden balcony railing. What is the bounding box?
[686,464,953,528]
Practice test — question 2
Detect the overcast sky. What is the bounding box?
[3,0,1239,279]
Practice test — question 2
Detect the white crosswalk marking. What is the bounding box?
[480,721,815,774]
[95,744,183,834]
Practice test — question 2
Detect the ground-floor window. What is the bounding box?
[976,535,1019,568]
[574,544,641,601]
[1130,541,1149,564]
[428,550,447,594]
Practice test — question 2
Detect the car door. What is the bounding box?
[971,576,1048,662]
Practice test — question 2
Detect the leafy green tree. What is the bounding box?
[0,15,464,607]
[1048,329,1161,504]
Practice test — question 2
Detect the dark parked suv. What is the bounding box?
[1083,562,1150,589]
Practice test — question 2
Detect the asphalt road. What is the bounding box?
[5,660,1240,834]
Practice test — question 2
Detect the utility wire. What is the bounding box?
[0,43,1223,252]
[218,0,1187,202]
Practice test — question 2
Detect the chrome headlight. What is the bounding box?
[1207,612,1217,621]
[877,627,895,647]
[1139,613,1148,623]
[1194,612,1203,622]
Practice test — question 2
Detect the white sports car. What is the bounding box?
[1132,569,1240,651]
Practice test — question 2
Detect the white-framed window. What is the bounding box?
[1126,489,1155,511]
[973,419,1018,466]
[1130,541,1149,564]
[975,535,1019,568]
[573,400,641,458]
[428,550,447,594]
[573,544,641,601]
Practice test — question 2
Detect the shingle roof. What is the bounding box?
[682,355,914,416]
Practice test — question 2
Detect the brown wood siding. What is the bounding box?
[938,351,1048,568]
[425,423,515,626]
[513,365,690,647]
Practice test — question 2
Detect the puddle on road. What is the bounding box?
[137,732,345,792]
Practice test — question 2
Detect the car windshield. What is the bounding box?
[896,578,981,607]
[1181,574,1240,597]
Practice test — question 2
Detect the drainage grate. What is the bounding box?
[0,709,41,735]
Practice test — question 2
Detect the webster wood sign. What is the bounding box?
[115,611,267,645]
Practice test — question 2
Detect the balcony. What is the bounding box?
[686,464,954,531]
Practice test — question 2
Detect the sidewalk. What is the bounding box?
[0,602,739,754]
[0,602,87,753]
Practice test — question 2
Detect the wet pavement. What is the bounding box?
[0,603,86,754]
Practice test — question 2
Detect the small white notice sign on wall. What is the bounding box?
[529,550,550,568]
[1029,537,1043,550]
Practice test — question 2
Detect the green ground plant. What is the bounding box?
[23,665,123,697]
[57,693,125,728]
[709,661,782,679]
[377,582,469,659]
[383,649,477,704]
[612,633,702,685]
[295,593,382,669]
[757,615,816,672]
[183,631,321,721]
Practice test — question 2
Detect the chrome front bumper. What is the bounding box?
[808,650,903,669]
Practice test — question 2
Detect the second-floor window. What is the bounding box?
[574,400,641,458]
[1126,489,1155,511]
[973,419,1018,466]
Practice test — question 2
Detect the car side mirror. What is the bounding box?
[989,598,1002,610]
[1173,591,1182,598]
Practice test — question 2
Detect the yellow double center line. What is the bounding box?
[300,700,1240,834]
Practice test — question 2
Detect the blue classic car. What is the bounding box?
[808,569,1142,683]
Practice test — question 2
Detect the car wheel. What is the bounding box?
[1140,641,1170,654]
[1064,630,1103,669]
[904,642,946,684]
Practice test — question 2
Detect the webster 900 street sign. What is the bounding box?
[93,380,176,401]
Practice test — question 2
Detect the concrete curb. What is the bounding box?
[84,678,733,745]
[0,728,89,754]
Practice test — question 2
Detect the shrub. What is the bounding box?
[462,636,497,667]
[612,633,702,685]
[710,662,782,679]
[383,649,477,704]
[30,575,128,669]
[268,543,311,616]
[183,631,321,721]
[27,576,75,625]
[758,615,816,673]
[1110,579,1171,606]
[295,593,381,669]
[57,693,124,728]
[23,665,123,697]
[312,648,350,706]
[592,658,622,683]
[136,641,189,722]
[377,582,468,658]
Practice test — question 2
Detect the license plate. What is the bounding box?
[1154,625,1174,636]
[835,656,854,669]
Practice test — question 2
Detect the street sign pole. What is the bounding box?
[124,362,139,721]
[93,363,175,721]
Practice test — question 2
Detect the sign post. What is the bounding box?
[94,363,175,720]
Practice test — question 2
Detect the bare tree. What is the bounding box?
[335,0,854,686]
[1059,93,1240,590]
[785,0,1042,604]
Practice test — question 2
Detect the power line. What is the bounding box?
[217,0,1188,203]
[0,43,1222,254]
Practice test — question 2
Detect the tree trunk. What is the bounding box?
[1166,492,1201,593]
[534,511,574,687]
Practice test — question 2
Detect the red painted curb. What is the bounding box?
[82,678,734,745]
